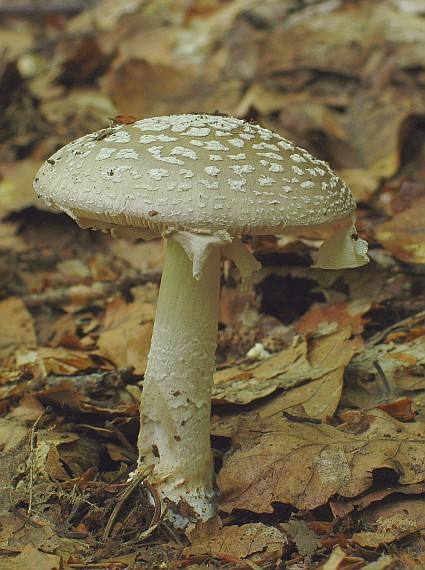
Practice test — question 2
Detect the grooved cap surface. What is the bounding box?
[34,113,356,236]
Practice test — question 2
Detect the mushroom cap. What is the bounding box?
[34,113,356,238]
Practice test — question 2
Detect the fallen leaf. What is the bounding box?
[218,409,425,514]
[343,334,425,409]
[187,520,286,559]
[212,331,357,406]
[330,482,425,518]
[344,89,417,177]
[353,497,425,547]
[0,543,61,570]
[0,297,37,349]
[280,519,320,557]
[0,417,28,452]
[374,197,425,263]
[390,180,425,215]
[217,329,363,419]
[296,300,371,337]
[7,394,46,424]
[0,160,46,217]
[110,237,165,272]
[375,397,415,421]
[95,294,155,374]
[337,168,382,203]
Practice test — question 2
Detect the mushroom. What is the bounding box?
[33,113,369,524]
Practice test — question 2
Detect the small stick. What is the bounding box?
[27,407,52,516]
[9,506,42,528]
[103,465,155,541]
[373,360,392,402]
[282,411,321,424]
[104,420,136,455]
[137,480,164,540]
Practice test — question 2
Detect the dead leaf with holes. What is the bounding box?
[217,409,425,514]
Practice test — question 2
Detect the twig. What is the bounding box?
[22,272,161,308]
[27,407,52,516]
[282,411,321,424]
[103,465,156,541]
[9,506,42,528]
[67,562,128,570]
[104,420,137,456]
[138,480,164,540]
[367,309,425,346]
[373,360,392,403]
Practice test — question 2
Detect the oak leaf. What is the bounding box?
[218,409,425,513]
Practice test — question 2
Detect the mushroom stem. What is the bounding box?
[137,237,220,521]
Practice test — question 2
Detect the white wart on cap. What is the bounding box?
[34,113,360,242]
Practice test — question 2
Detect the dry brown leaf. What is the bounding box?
[0,417,28,452]
[218,409,425,514]
[214,329,363,416]
[296,301,371,337]
[344,89,417,177]
[395,364,425,392]
[110,237,165,272]
[320,545,348,570]
[0,511,87,559]
[38,347,109,376]
[353,497,425,547]
[0,297,37,349]
[0,346,111,382]
[0,221,26,253]
[336,168,382,203]
[103,57,199,118]
[374,197,425,263]
[0,160,46,217]
[344,334,425,409]
[0,26,35,60]
[187,520,286,559]
[320,546,394,570]
[39,87,116,131]
[95,294,155,374]
[330,483,425,518]
[280,519,321,557]
[389,180,425,215]
[212,334,340,405]
[0,543,61,570]
[41,313,78,348]
[219,286,258,327]
[7,394,45,424]
[258,332,364,421]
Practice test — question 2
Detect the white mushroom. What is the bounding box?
[33,113,369,524]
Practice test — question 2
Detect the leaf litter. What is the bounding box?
[0,0,425,568]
